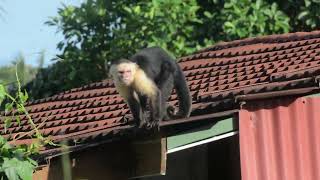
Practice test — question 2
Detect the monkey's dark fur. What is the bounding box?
[109,47,192,129]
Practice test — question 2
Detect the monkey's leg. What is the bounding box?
[157,75,174,121]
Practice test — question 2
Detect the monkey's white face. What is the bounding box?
[110,62,137,86]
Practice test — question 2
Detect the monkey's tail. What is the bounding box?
[169,64,192,118]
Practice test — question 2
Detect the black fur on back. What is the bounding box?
[130,47,192,119]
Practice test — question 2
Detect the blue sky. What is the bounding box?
[0,0,82,67]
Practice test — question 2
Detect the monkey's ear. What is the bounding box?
[105,60,112,67]
[105,60,113,75]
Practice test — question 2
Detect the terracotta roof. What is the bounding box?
[2,31,320,154]
[180,31,320,102]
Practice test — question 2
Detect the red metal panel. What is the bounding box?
[239,97,320,180]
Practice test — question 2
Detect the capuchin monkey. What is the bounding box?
[108,47,192,129]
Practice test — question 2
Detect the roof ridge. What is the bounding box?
[195,30,320,54]
[25,79,114,106]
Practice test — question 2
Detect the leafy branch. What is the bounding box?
[0,68,57,180]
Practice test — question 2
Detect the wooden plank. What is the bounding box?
[130,138,167,179]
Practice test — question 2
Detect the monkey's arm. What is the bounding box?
[127,92,146,128]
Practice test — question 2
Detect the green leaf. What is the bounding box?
[203,11,211,18]
[0,84,6,105]
[298,11,309,20]
[2,157,36,180]
[263,9,272,17]
[0,139,11,152]
[0,136,6,145]
[4,117,12,129]
[23,90,29,102]
[123,6,132,13]
[256,0,262,9]
[190,18,202,24]
[18,90,29,104]
[224,21,235,29]
[3,158,20,180]
[16,160,35,180]
[224,2,233,8]
[149,7,155,19]
[5,103,13,114]
[305,0,311,7]
[133,6,141,14]
[306,19,313,25]
[98,9,106,16]
[57,42,64,51]
[141,26,147,31]
[16,116,21,126]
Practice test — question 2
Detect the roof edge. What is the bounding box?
[184,30,320,59]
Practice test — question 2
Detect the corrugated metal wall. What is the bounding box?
[239,97,320,180]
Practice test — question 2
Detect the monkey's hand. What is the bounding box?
[138,110,158,129]
[139,111,159,130]
[123,114,147,128]
[145,120,160,131]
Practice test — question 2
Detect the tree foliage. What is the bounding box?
[271,0,320,31]
[222,0,290,39]
[28,0,202,99]
[25,0,320,99]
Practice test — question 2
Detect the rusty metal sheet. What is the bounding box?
[239,97,320,180]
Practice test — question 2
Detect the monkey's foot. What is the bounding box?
[166,105,181,119]
[122,114,133,123]
[167,105,177,115]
